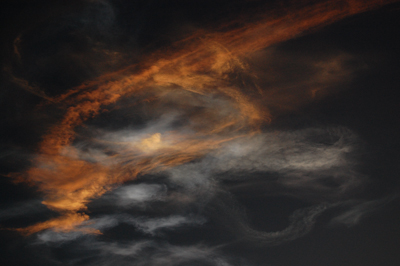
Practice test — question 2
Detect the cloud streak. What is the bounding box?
[330,196,397,227]
[5,0,396,238]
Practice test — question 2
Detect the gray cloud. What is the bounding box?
[1,1,397,266]
[164,127,362,199]
[36,232,240,266]
[114,183,167,207]
[149,245,238,266]
[85,241,236,266]
[36,213,206,244]
[239,203,331,245]
[207,190,332,246]
[131,215,207,235]
[96,240,152,256]
[20,125,365,251]
[211,128,357,174]
[330,196,397,227]
[37,230,87,243]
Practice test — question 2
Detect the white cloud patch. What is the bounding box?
[163,127,362,198]
[131,215,206,235]
[37,230,86,243]
[115,183,167,206]
[211,127,357,174]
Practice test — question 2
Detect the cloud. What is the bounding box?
[1,1,399,266]
[130,215,207,235]
[35,227,238,265]
[92,214,206,236]
[84,241,235,266]
[6,0,392,238]
[33,123,363,246]
[239,203,331,245]
[204,189,332,246]
[37,230,87,243]
[212,128,355,172]
[35,213,206,245]
[139,244,232,266]
[248,49,359,112]
[165,127,363,199]
[4,68,54,102]
[97,240,152,256]
[114,183,167,207]
[330,196,397,227]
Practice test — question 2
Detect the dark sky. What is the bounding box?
[1,1,400,265]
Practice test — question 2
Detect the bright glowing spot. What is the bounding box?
[138,133,163,152]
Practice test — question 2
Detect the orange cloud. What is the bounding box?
[9,0,397,235]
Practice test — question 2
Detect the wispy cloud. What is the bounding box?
[239,203,331,245]
[131,215,207,235]
[36,213,206,244]
[330,196,397,227]
[84,241,235,266]
[114,183,167,207]
[8,0,394,234]
[3,2,397,266]
[165,127,362,198]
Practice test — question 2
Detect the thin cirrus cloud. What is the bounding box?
[165,127,362,199]
[31,126,365,247]
[4,1,397,262]
[114,183,167,207]
[35,235,236,265]
[36,214,206,243]
[83,241,235,266]
[88,214,207,236]
[329,196,398,227]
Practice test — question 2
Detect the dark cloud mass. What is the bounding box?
[1,0,400,265]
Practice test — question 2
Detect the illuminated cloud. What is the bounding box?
[36,214,206,243]
[114,183,167,206]
[5,0,396,247]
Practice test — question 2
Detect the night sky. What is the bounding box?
[1,1,400,265]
